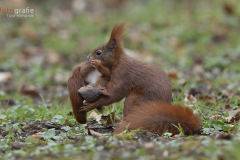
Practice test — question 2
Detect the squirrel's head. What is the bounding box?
[87,23,125,68]
[78,83,109,103]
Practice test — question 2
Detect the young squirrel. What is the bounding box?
[68,61,94,124]
[78,60,110,103]
[68,60,110,124]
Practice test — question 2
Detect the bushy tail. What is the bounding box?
[67,65,87,124]
[114,101,201,135]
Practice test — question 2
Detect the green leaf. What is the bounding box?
[0,118,8,122]
[42,129,56,139]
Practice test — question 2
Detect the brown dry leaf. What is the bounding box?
[199,95,215,106]
[168,72,178,80]
[183,94,196,103]
[65,119,69,126]
[88,129,103,137]
[67,111,73,116]
[32,132,45,139]
[46,51,60,64]
[225,115,235,123]
[192,64,203,74]
[233,109,240,116]
[225,105,233,114]
[172,134,180,139]
[214,133,232,140]
[88,111,102,122]
[223,2,234,15]
[0,115,7,119]
[20,84,38,97]
[144,142,155,150]
[0,72,13,83]
[210,115,223,120]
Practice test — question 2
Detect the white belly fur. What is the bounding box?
[85,69,101,84]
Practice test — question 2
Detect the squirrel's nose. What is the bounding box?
[87,56,94,62]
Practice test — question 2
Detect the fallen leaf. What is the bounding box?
[144,142,155,150]
[0,115,7,119]
[46,51,60,64]
[32,132,45,139]
[199,95,215,106]
[65,119,69,126]
[163,150,169,157]
[233,109,240,116]
[214,133,232,140]
[67,111,73,116]
[20,84,38,97]
[210,115,223,120]
[183,94,196,103]
[225,115,235,122]
[88,111,102,122]
[0,72,13,83]
[225,105,233,114]
[192,64,203,74]
[168,72,178,80]
[223,2,234,15]
[88,129,103,137]
[171,134,179,139]
[11,143,22,149]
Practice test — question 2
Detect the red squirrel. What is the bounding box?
[79,23,172,116]
[69,23,201,134]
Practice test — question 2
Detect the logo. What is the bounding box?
[0,7,35,18]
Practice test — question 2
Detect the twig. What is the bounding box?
[199,105,225,112]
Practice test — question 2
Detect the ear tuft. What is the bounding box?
[108,23,125,49]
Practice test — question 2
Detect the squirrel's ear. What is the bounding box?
[108,38,117,50]
[107,23,125,50]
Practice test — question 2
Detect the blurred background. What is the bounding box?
[0,0,240,105]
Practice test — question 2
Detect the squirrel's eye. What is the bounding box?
[96,50,102,55]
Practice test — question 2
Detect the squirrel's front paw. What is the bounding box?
[91,60,102,69]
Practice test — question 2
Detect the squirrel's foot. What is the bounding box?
[79,102,95,112]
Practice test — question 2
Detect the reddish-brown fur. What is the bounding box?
[70,24,201,134]
[68,60,110,123]
[67,61,95,124]
[80,24,172,116]
[114,101,202,135]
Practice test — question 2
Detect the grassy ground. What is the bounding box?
[0,0,240,159]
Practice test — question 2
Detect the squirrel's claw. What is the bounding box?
[79,103,94,112]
